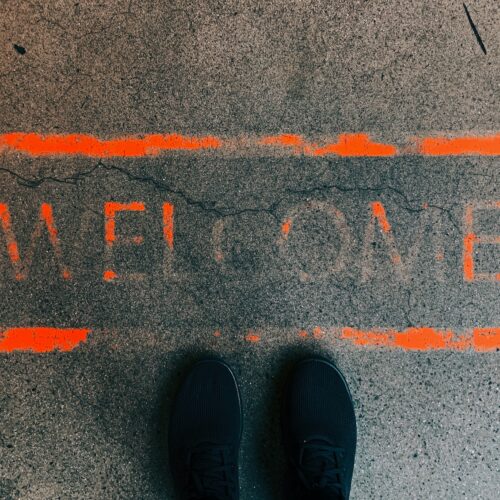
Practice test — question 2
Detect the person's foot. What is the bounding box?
[282,358,357,500]
[168,359,242,500]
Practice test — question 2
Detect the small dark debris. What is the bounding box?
[13,44,26,55]
[463,3,487,55]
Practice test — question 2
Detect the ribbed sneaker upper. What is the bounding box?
[169,360,242,500]
[282,359,356,500]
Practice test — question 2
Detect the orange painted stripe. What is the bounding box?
[0,327,90,353]
[0,132,499,157]
[0,326,498,353]
[312,326,324,339]
[341,327,500,352]
[419,134,500,156]
[473,328,500,352]
[0,133,221,157]
[260,133,397,156]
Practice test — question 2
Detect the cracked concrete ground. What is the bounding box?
[0,1,499,499]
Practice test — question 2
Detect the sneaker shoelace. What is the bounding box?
[186,443,237,500]
[297,440,346,498]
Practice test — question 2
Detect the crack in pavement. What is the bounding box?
[0,162,284,219]
[286,180,462,233]
[0,160,465,232]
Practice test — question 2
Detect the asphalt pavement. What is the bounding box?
[0,1,499,498]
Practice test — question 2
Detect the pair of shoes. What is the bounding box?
[168,358,356,500]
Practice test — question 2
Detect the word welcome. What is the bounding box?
[0,200,498,283]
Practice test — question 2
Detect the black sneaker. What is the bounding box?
[168,359,242,500]
[282,358,357,500]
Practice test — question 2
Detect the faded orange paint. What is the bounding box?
[464,204,475,281]
[371,201,392,233]
[245,332,261,343]
[281,218,292,237]
[391,254,402,265]
[0,204,21,268]
[419,134,500,156]
[463,202,500,282]
[104,201,145,244]
[463,233,476,281]
[1,132,500,157]
[260,133,397,157]
[103,269,118,281]
[0,203,71,280]
[0,327,90,353]
[41,204,56,238]
[341,327,500,351]
[163,202,175,250]
[312,133,397,157]
[260,134,304,147]
[104,202,145,281]
[39,204,72,280]
[0,326,498,353]
[312,326,324,339]
[361,200,409,282]
[0,133,222,157]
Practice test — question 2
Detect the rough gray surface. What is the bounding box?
[0,1,499,499]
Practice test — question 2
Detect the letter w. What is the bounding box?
[0,203,71,280]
